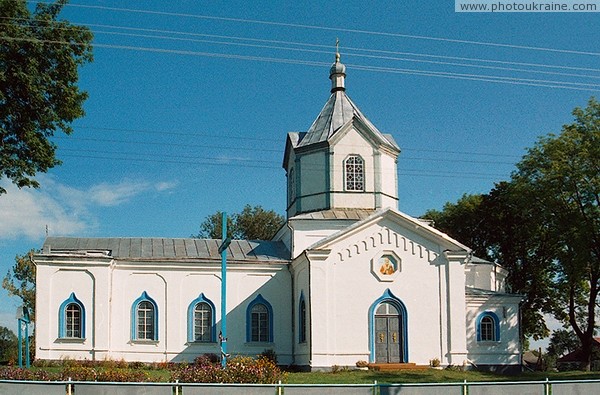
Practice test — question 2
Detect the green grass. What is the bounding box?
[20,365,600,384]
[284,369,600,384]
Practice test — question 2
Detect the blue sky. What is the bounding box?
[1,1,599,344]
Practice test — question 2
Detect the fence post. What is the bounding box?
[175,379,179,395]
[66,377,72,395]
[463,379,468,395]
[545,377,550,395]
[277,379,282,395]
[373,380,378,395]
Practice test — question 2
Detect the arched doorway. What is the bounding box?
[375,302,403,363]
[369,289,408,363]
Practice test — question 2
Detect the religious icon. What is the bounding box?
[379,257,396,275]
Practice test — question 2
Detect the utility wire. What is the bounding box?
[74,125,523,159]
[58,152,509,180]
[1,34,598,92]
[49,2,600,57]
[88,29,600,81]
[5,17,596,74]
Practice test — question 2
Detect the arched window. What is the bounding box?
[345,155,364,191]
[131,292,158,341]
[58,293,85,339]
[187,293,216,343]
[476,311,500,342]
[299,293,307,343]
[246,294,273,343]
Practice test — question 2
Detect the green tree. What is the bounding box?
[0,326,18,364]
[0,0,93,194]
[428,98,600,368]
[2,249,36,322]
[547,329,580,358]
[512,97,600,370]
[193,205,285,240]
[422,186,555,341]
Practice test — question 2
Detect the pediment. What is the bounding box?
[306,208,470,265]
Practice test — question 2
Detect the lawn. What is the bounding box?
[284,368,600,384]
[17,364,600,384]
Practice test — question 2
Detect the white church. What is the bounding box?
[34,52,523,371]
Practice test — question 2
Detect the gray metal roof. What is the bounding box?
[290,208,375,221]
[294,91,399,151]
[41,237,290,263]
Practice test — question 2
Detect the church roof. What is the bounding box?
[40,237,290,263]
[285,52,400,158]
[290,208,375,221]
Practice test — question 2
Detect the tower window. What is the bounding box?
[345,155,364,191]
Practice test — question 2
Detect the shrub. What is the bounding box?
[0,366,58,381]
[172,355,286,384]
[259,349,278,364]
[194,353,220,366]
[60,366,98,381]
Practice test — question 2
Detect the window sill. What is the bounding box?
[245,341,274,346]
[130,340,159,345]
[55,337,86,344]
[477,340,501,345]
[186,341,217,346]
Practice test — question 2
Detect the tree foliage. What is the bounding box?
[193,205,285,240]
[513,97,600,370]
[0,0,93,194]
[0,326,18,364]
[422,98,600,367]
[547,329,581,358]
[423,186,555,341]
[2,249,36,322]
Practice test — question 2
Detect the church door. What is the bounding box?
[374,302,403,363]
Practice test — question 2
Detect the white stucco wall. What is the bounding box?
[465,294,522,366]
[35,257,293,364]
[301,216,467,368]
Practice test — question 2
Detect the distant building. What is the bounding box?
[34,52,522,371]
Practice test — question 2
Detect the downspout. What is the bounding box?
[287,220,296,365]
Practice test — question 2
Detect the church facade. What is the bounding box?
[34,53,523,371]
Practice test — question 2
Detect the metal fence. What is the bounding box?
[1,378,600,394]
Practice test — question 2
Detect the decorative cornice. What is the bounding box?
[335,227,439,263]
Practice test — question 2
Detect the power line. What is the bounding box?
[71,125,521,159]
[21,19,597,74]
[53,2,600,57]
[3,34,597,92]
[74,125,523,159]
[88,29,600,81]
[58,152,509,180]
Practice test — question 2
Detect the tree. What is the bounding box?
[193,205,285,240]
[422,186,555,341]
[0,0,93,194]
[2,249,36,322]
[0,326,17,364]
[427,98,600,369]
[547,329,580,358]
[512,98,600,370]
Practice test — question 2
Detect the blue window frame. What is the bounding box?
[476,311,500,342]
[246,294,273,343]
[187,293,216,343]
[58,292,85,339]
[299,292,307,343]
[131,291,158,341]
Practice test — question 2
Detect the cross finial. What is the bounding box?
[335,38,340,62]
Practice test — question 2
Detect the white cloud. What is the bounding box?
[0,177,178,241]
